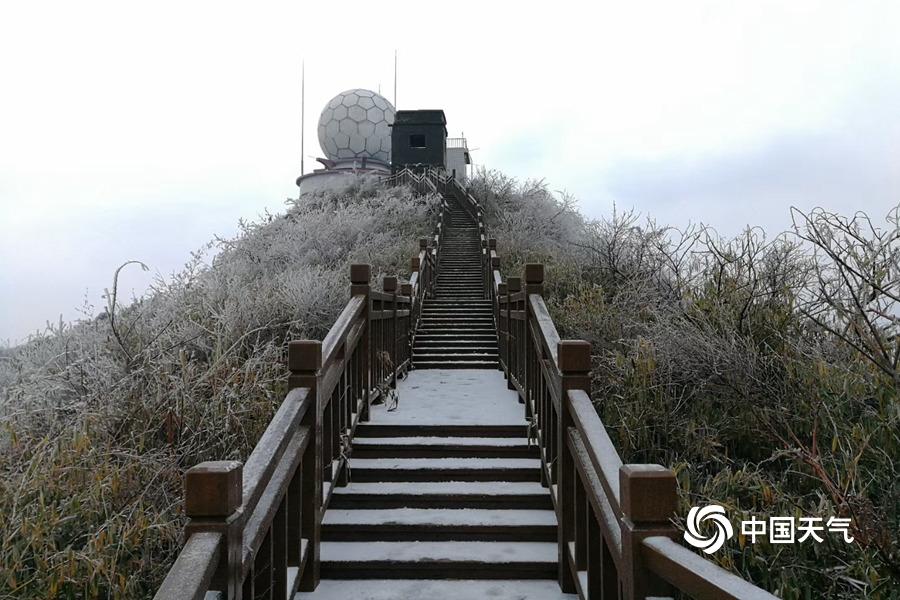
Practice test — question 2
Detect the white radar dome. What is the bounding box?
[317,89,395,163]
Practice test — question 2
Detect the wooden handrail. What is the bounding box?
[568,389,622,507]
[321,295,365,368]
[154,173,435,597]
[154,532,222,600]
[641,537,778,600]
[241,387,312,518]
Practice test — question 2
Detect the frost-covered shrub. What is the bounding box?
[0,177,437,598]
[472,168,899,598]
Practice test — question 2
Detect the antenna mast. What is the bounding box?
[301,60,306,176]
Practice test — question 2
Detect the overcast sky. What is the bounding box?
[2,1,899,343]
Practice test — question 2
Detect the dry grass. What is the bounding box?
[474,168,899,599]
[0,176,437,598]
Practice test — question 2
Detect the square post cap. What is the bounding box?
[488,238,497,250]
[400,282,412,296]
[619,464,677,523]
[383,276,398,292]
[418,237,428,249]
[288,339,322,372]
[507,277,522,292]
[498,282,508,295]
[411,256,421,271]
[524,264,544,285]
[185,461,243,517]
[558,340,591,372]
[350,264,371,284]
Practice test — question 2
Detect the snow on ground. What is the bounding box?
[322,508,557,526]
[296,579,576,599]
[320,541,558,562]
[370,370,524,425]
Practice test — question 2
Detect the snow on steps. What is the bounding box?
[330,481,553,510]
[296,579,576,600]
[367,370,525,426]
[350,457,541,482]
[318,541,559,579]
[353,436,530,446]
[321,508,557,542]
[309,363,563,593]
[332,480,547,494]
[323,508,557,526]
[352,436,536,459]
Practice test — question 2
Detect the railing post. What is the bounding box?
[557,340,591,594]
[384,276,398,388]
[506,276,521,394]
[401,282,413,368]
[480,223,488,299]
[523,264,544,407]
[350,264,371,422]
[487,236,497,300]
[184,461,244,600]
[410,254,422,323]
[619,465,678,599]
[497,282,507,374]
[289,340,322,591]
[418,238,430,298]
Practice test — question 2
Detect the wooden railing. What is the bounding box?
[446,175,778,599]
[155,169,779,599]
[154,187,442,598]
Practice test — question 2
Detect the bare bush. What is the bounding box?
[0,177,437,598]
[473,167,899,598]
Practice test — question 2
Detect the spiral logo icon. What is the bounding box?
[684,505,734,554]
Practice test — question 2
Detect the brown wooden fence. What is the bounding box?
[155,169,779,599]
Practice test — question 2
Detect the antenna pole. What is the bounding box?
[301,60,306,176]
[393,49,397,107]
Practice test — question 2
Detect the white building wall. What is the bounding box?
[446,147,469,182]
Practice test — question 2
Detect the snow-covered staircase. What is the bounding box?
[412,197,499,369]
[298,370,573,599]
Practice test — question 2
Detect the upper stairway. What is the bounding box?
[412,197,499,369]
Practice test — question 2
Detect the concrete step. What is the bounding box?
[414,334,497,341]
[413,359,499,370]
[296,579,576,599]
[413,353,499,364]
[329,481,553,510]
[321,508,556,542]
[412,346,498,354]
[352,436,534,458]
[319,541,558,580]
[355,424,527,438]
[350,457,540,482]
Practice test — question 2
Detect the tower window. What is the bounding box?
[409,134,426,148]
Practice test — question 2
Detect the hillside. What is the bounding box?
[1,169,898,598]
[475,171,899,598]
[0,176,438,597]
